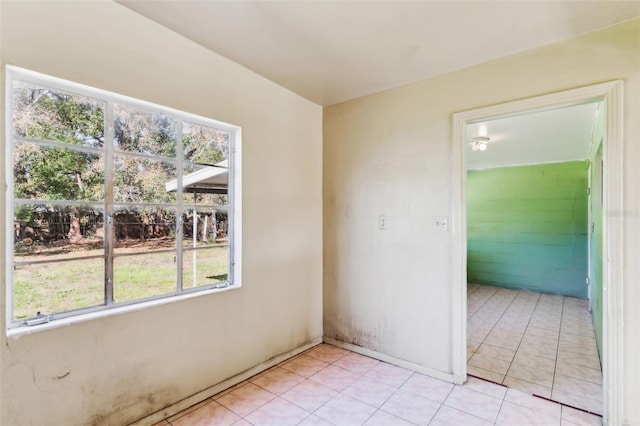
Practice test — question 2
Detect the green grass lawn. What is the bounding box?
[13,246,228,320]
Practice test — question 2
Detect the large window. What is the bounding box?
[6,66,241,328]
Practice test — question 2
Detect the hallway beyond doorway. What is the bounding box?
[467,283,602,415]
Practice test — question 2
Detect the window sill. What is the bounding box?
[6,284,240,339]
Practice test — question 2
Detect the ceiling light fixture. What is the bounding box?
[470,136,490,151]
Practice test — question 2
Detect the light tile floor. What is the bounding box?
[467,283,603,415]
[154,343,602,425]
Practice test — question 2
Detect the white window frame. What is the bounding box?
[5,65,242,331]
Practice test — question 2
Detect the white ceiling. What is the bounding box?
[466,102,601,170]
[117,1,639,106]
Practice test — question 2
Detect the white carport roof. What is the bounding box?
[165,160,228,194]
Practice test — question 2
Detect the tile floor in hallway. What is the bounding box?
[467,283,603,415]
[153,343,602,426]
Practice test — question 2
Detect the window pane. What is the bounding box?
[182,162,229,205]
[114,155,177,203]
[114,207,177,253]
[181,207,228,245]
[113,252,176,302]
[181,206,228,288]
[183,246,229,288]
[14,142,104,201]
[13,202,105,319]
[114,104,176,157]
[13,257,105,320]
[183,122,229,165]
[13,203,104,255]
[13,81,105,148]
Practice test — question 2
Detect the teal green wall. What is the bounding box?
[467,161,589,298]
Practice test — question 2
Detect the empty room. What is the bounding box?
[1,2,639,426]
[465,104,604,414]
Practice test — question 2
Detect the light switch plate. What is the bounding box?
[378,215,388,230]
[433,216,448,231]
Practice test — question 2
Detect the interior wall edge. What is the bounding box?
[129,337,323,426]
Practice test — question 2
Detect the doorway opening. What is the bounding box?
[451,81,624,425]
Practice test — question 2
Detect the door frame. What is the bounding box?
[587,160,604,310]
[450,81,624,425]
[588,143,604,313]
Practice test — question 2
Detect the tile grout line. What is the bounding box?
[494,292,542,426]
[239,344,339,425]
[549,298,604,416]
[550,295,566,402]
[472,288,524,380]
[467,283,487,317]
[362,364,422,426]
[426,381,457,426]
[467,285,499,322]
[502,291,541,384]
[352,352,434,426]
[468,287,515,359]
[300,348,388,425]
[437,384,505,426]
[306,348,351,422]
[333,352,385,426]
[494,386,507,425]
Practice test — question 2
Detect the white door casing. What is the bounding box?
[451,81,623,425]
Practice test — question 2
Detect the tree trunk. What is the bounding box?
[67,208,82,243]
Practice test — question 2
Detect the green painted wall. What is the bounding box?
[467,161,589,298]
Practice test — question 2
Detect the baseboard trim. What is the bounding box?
[129,337,323,426]
[323,337,455,383]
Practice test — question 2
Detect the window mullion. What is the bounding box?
[104,101,115,305]
[176,120,184,293]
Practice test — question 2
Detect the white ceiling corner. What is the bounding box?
[117,1,640,106]
[113,1,621,166]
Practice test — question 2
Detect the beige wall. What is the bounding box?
[324,19,640,424]
[0,2,322,425]
[2,2,639,424]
